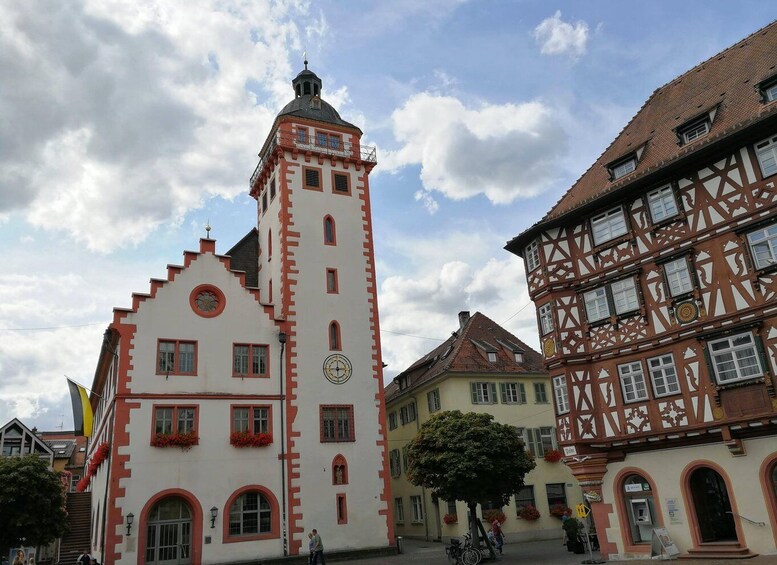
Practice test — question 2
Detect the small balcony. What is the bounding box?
[250,131,377,188]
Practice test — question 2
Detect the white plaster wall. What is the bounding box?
[603,438,777,558]
[117,252,287,564]
[284,150,389,550]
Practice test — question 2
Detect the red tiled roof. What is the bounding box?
[384,312,546,403]
[512,20,777,246]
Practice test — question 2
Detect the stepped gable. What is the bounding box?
[514,20,777,244]
[385,311,546,402]
[111,237,270,324]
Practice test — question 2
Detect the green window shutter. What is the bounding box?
[754,332,768,375]
[489,383,497,404]
[500,383,507,403]
[471,382,478,404]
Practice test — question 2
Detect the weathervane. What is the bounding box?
[303,49,308,70]
[205,219,212,239]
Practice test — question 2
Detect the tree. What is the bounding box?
[406,410,535,544]
[0,456,69,551]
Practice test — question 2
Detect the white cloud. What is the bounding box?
[0,1,317,252]
[533,10,589,58]
[414,189,439,214]
[381,93,567,206]
[376,229,537,381]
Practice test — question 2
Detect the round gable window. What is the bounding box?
[190,284,226,318]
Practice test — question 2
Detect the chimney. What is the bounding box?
[458,311,470,329]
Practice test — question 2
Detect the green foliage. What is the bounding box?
[406,410,535,507]
[0,456,69,550]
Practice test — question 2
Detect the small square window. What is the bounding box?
[304,167,322,190]
[766,82,777,103]
[333,172,350,194]
[755,135,777,178]
[618,362,649,403]
[681,119,710,144]
[487,352,497,362]
[611,157,636,180]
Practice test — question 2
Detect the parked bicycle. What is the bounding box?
[445,532,482,565]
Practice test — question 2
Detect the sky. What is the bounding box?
[1,1,776,431]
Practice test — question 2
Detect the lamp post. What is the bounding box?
[278,331,288,557]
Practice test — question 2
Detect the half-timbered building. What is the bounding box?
[506,22,777,560]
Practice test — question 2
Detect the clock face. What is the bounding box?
[323,354,352,385]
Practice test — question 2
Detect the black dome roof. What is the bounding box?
[277,64,358,130]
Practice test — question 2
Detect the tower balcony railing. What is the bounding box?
[250,131,377,188]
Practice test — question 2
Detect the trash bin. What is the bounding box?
[396,536,404,554]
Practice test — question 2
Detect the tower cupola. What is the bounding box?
[292,58,322,98]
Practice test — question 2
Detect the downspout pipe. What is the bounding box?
[278,331,288,557]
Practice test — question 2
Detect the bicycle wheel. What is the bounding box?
[461,547,481,565]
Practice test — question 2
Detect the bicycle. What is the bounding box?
[445,532,481,565]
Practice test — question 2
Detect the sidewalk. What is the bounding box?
[329,537,777,565]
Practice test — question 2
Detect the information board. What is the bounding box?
[651,528,680,560]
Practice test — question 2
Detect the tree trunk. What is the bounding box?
[468,501,479,545]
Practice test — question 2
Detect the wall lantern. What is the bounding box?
[210,506,218,528]
[126,513,134,536]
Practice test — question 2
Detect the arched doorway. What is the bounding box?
[144,497,193,565]
[689,467,736,542]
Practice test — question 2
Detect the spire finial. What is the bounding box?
[303,49,308,70]
[205,219,212,239]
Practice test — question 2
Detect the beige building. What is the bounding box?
[384,311,583,543]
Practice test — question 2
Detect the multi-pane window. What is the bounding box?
[515,486,535,514]
[584,287,610,322]
[232,406,270,435]
[471,382,497,404]
[233,344,268,378]
[647,354,681,397]
[394,498,405,523]
[747,223,777,269]
[297,127,308,144]
[157,340,196,375]
[399,402,417,425]
[525,239,541,272]
[708,332,763,384]
[755,134,777,177]
[591,207,627,245]
[388,412,397,430]
[487,352,497,362]
[228,491,272,536]
[518,427,556,457]
[316,131,328,147]
[500,382,526,404]
[389,449,401,477]
[584,277,641,323]
[664,257,693,297]
[647,184,679,222]
[618,362,649,402]
[765,82,777,102]
[534,383,548,404]
[681,119,710,143]
[552,375,569,414]
[329,134,342,150]
[427,389,441,412]
[153,406,196,435]
[410,495,424,523]
[611,157,636,180]
[446,500,457,516]
[514,352,524,363]
[538,303,554,335]
[320,405,354,442]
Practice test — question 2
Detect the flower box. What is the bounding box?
[151,431,198,449]
[76,476,91,492]
[230,431,273,448]
[543,449,562,463]
[517,504,540,521]
[482,509,506,525]
[443,513,458,525]
[550,504,571,519]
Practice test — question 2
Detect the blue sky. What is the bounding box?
[1,1,775,430]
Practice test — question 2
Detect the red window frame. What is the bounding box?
[336,493,348,524]
[150,404,199,444]
[319,405,355,443]
[232,344,270,378]
[326,268,339,294]
[230,404,273,436]
[323,215,337,245]
[303,166,323,191]
[329,321,341,351]
[332,454,349,485]
[222,485,281,543]
[156,339,197,376]
[331,171,351,196]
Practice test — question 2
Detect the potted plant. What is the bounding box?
[443,513,458,525]
[517,504,540,521]
[563,518,586,554]
[550,503,571,519]
[543,449,562,463]
[230,431,273,447]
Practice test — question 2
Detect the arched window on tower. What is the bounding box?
[303,81,311,95]
[295,84,301,97]
[268,231,272,261]
[332,454,348,485]
[329,321,341,351]
[324,216,336,245]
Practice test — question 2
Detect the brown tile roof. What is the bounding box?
[384,311,546,403]
[508,20,777,250]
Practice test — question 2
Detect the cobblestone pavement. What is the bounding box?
[331,538,777,565]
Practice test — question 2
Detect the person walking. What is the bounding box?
[310,529,326,565]
[76,549,91,565]
[12,550,24,565]
[307,532,316,565]
[491,519,504,554]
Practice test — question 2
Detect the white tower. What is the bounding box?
[248,61,392,555]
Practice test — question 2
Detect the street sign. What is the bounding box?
[576,503,590,518]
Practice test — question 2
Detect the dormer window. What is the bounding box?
[310,96,321,110]
[756,74,777,103]
[610,157,636,180]
[680,118,709,144]
[765,82,777,103]
[514,352,524,363]
[487,352,497,362]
